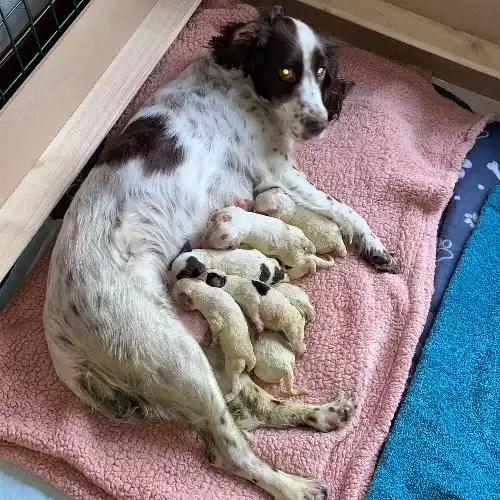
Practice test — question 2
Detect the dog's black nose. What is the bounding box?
[303,118,327,137]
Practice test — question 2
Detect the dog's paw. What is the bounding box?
[274,474,327,500]
[306,392,356,432]
[367,251,400,274]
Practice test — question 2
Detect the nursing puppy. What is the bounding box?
[44,6,393,499]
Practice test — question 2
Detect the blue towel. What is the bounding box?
[367,186,500,500]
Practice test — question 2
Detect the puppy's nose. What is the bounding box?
[303,117,328,136]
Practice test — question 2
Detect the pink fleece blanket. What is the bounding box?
[0,1,488,498]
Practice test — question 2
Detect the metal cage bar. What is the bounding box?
[0,0,90,108]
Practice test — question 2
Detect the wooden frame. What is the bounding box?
[0,0,201,281]
[0,0,499,282]
[299,0,500,81]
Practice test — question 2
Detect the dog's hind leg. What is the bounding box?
[185,345,328,499]
[227,374,356,433]
[127,331,327,500]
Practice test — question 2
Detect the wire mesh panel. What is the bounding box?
[0,0,90,109]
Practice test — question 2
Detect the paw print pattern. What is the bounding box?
[436,238,453,262]
[459,159,472,179]
[487,161,500,181]
[464,212,478,228]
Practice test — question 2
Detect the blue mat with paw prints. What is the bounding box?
[367,186,500,499]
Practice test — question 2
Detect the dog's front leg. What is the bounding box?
[262,166,399,273]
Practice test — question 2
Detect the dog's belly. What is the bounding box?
[50,157,254,301]
[43,155,255,380]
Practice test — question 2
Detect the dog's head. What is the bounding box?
[210,6,354,141]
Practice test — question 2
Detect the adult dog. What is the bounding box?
[44,6,398,499]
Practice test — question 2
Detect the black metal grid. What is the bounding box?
[0,0,90,109]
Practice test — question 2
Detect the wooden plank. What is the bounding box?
[384,0,500,46]
[296,0,500,81]
[0,0,201,281]
[0,0,159,206]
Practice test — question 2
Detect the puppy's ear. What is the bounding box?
[205,272,227,288]
[176,256,206,280]
[180,240,192,253]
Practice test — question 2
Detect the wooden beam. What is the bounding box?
[296,0,500,81]
[0,0,201,281]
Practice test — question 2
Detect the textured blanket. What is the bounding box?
[0,1,489,498]
[367,186,500,499]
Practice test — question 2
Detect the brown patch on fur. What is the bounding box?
[221,233,229,240]
[206,272,227,288]
[176,291,193,311]
[176,256,206,280]
[99,116,185,176]
[209,7,306,103]
[217,213,232,224]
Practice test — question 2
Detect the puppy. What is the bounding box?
[204,270,307,356]
[172,278,255,402]
[202,206,333,275]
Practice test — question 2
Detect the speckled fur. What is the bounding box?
[44,8,390,499]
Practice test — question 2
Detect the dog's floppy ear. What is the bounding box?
[209,6,285,70]
[321,38,354,121]
[327,78,355,121]
[209,21,260,70]
[176,256,206,280]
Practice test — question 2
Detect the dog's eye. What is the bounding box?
[279,68,296,82]
[317,67,326,79]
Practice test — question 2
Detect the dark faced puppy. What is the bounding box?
[210,5,354,140]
